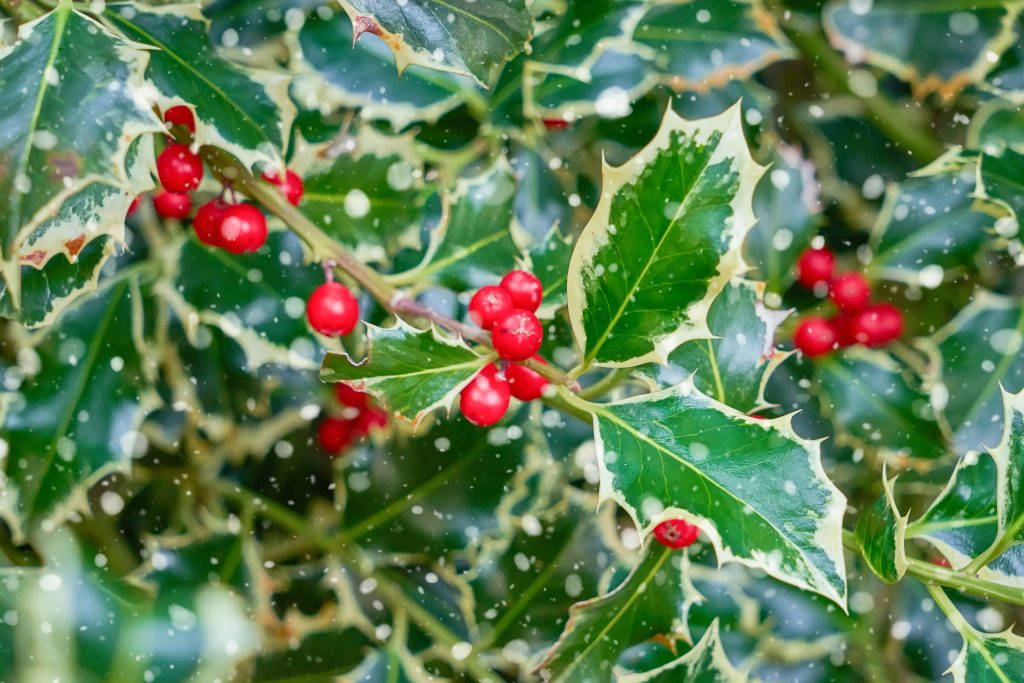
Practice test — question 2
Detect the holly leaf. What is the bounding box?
[617,621,746,683]
[534,545,685,682]
[855,470,909,583]
[292,131,427,264]
[922,291,1024,454]
[525,225,574,317]
[745,147,822,295]
[581,379,847,605]
[990,388,1024,543]
[824,0,1020,100]
[0,2,162,312]
[948,619,1024,682]
[869,171,993,286]
[978,147,1024,220]
[568,103,763,368]
[814,349,948,459]
[632,0,790,93]
[320,321,488,425]
[338,0,532,87]
[390,159,522,292]
[637,279,788,414]
[103,2,294,170]
[909,450,1024,587]
[0,274,155,540]
[293,10,476,129]
[159,232,323,371]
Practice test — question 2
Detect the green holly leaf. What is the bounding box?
[617,621,747,683]
[979,147,1024,220]
[579,379,847,605]
[292,131,427,264]
[909,450,1024,586]
[633,0,790,93]
[103,2,294,170]
[947,615,1024,683]
[568,104,763,368]
[160,232,323,371]
[970,99,1024,153]
[824,0,1020,99]
[922,292,1024,454]
[745,147,822,295]
[855,471,909,583]
[321,321,488,424]
[390,159,522,292]
[991,388,1024,540]
[338,0,532,87]
[0,274,155,539]
[868,172,993,287]
[814,349,948,459]
[0,2,162,313]
[534,545,685,682]
[637,279,788,414]
[293,9,476,129]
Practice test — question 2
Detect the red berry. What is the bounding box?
[653,519,700,549]
[335,383,369,409]
[262,169,305,206]
[830,313,858,347]
[354,407,388,436]
[468,285,514,330]
[126,196,140,217]
[318,417,353,454]
[829,273,871,312]
[492,309,543,361]
[794,316,838,357]
[152,190,192,219]
[459,364,510,426]
[506,357,549,401]
[157,143,203,192]
[307,282,359,337]
[164,106,196,133]
[850,303,903,347]
[543,118,569,130]
[193,198,227,247]
[931,556,952,568]
[219,203,267,254]
[796,247,835,288]
[500,270,543,312]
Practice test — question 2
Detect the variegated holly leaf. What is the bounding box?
[745,147,821,295]
[158,232,323,371]
[824,0,1021,100]
[0,274,155,540]
[637,279,788,414]
[855,471,909,583]
[814,349,948,459]
[978,147,1024,220]
[0,530,258,681]
[869,171,993,286]
[568,104,763,368]
[922,292,1024,454]
[632,0,789,93]
[103,2,294,170]
[321,321,488,424]
[534,545,685,682]
[292,9,477,129]
[990,388,1024,542]
[337,0,531,87]
[969,99,1024,153]
[909,450,1024,587]
[0,2,162,314]
[946,615,1024,683]
[291,131,427,264]
[580,379,847,605]
[389,159,521,292]
[617,621,746,683]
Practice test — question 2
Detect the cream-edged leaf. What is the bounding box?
[855,469,909,583]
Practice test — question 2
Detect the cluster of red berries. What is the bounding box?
[146,106,306,255]
[459,271,549,426]
[317,384,388,455]
[652,519,700,549]
[793,247,903,358]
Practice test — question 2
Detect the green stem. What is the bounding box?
[965,514,1024,575]
[216,483,499,682]
[842,530,1024,607]
[926,584,972,634]
[578,368,634,401]
[769,6,944,162]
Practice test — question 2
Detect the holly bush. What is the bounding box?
[1,0,1023,680]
